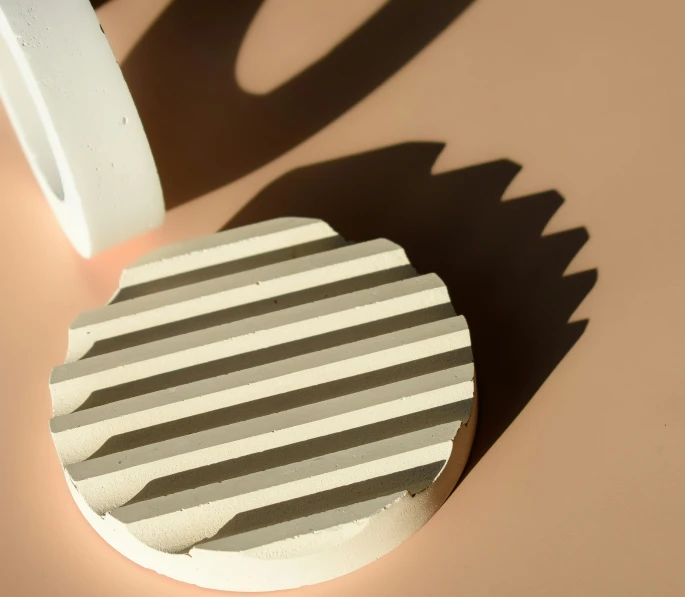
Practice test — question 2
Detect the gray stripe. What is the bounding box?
[90,350,470,460]
[82,266,416,358]
[126,402,471,505]
[112,236,346,303]
[197,463,445,552]
[74,304,454,412]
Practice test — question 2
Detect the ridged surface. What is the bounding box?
[49,217,476,589]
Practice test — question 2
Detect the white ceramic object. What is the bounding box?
[49,217,477,591]
[0,0,164,257]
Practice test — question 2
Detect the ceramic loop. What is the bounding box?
[0,0,163,256]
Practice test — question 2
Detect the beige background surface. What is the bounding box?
[1,0,684,595]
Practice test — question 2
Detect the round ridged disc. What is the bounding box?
[49,217,476,592]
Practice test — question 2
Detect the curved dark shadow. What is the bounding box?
[227,143,598,474]
[119,0,476,208]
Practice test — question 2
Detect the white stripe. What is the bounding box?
[66,374,469,512]
[52,317,469,431]
[50,274,450,404]
[55,362,472,465]
[198,492,407,553]
[66,239,409,360]
[108,432,454,553]
[121,218,337,287]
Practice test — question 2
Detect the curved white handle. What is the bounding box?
[0,0,164,257]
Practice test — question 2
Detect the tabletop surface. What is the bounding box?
[1,1,684,596]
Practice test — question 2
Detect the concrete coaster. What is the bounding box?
[49,217,477,592]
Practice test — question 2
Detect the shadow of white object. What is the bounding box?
[0,0,164,257]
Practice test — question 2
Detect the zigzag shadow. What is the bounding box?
[227,142,597,474]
